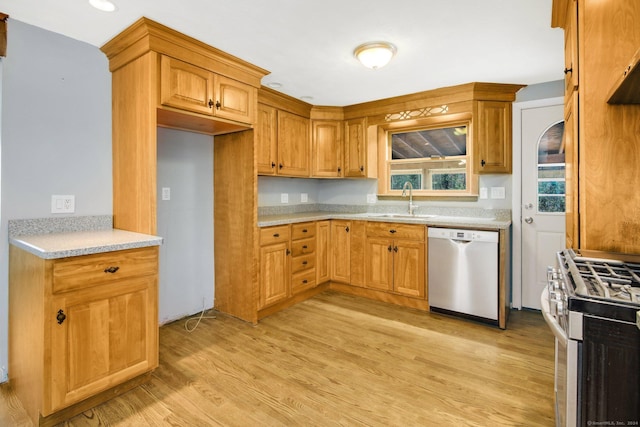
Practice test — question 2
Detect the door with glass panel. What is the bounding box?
[521,104,565,309]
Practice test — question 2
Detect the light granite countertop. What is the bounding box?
[9,216,163,259]
[258,211,511,230]
[10,229,163,259]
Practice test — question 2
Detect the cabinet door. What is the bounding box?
[564,93,579,249]
[563,0,579,96]
[214,75,256,124]
[277,111,310,177]
[393,239,426,298]
[350,221,366,287]
[312,120,343,177]
[256,104,278,175]
[259,242,290,309]
[474,101,511,174]
[344,118,367,177]
[160,55,214,115]
[365,237,394,291]
[316,221,331,284]
[48,277,157,414]
[330,220,351,283]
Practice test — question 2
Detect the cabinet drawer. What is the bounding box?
[366,222,425,241]
[52,247,158,294]
[291,222,316,240]
[291,269,316,292]
[291,253,315,273]
[260,225,290,246]
[291,238,316,256]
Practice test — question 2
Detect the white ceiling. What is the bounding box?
[2,0,564,106]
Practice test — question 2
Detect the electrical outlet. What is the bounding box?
[300,193,308,203]
[281,193,289,203]
[0,366,6,383]
[367,194,377,204]
[479,188,488,199]
[51,195,75,213]
[162,187,171,201]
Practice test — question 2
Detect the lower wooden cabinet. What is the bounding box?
[365,222,426,298]
[330,220,351,283]
[8,245,159,426]
[316,221,331,284]
[258,225,291,309]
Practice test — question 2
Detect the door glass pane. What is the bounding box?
[537,122,565,213]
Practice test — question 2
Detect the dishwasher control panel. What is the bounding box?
[427,227,499,243]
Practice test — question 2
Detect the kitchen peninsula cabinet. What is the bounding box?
[552,0,640,252]
[9,244,159,427]
[160,55,256,124]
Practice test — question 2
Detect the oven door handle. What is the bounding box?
[541,288,568,345]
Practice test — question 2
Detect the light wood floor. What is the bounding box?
[1,291,555,426]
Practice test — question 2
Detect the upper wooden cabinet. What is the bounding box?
[562,0,579,96]
[101,17,268,235]
[312,120,343,177]
[344,118,368,177]
[160,55,256,124]
[277,111,310,177]
[473,100,513,174]
[257,88,312,178]
[552,0,640,252]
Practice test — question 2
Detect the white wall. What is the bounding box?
[0,20,112,382]
[157,128,214,323]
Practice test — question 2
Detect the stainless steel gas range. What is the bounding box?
[542,249,640,427]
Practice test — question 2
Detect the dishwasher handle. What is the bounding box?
[451,239,473,244]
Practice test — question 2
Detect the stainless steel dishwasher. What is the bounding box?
[428,227,499,322]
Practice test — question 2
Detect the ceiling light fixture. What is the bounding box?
[89,0,117,12]
[354,41,397,70]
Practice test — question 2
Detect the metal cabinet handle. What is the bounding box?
[388,245,392,252]
[481,159,486,167]
[104,266,120,274]
[360,166,364,172]
[302,279,308,284]
[302,245,308,249]
[208,99,214,108]
[56,309,66,325]
[215,100,221,109]
[564,67,573,74]
[345,226,350,233]
[273,233,280,237]
[394,246,398,253]
[302,261,308,265]
[524,217,534,224]
[302,229,308,233]
[271,162,276,169]
[279,163,283,169]
[389,229,397,234]
[286,249,291,256]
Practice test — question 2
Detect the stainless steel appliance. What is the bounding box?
[542,249,640,427]
[428,227,499,323]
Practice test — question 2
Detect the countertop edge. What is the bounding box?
[258,212,511,230]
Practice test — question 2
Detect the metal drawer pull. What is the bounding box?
[104,266,120,274]
[302,229,308,233]
[273,233,280,237]
[56,309,66,325]
[389,229,397,234]
[302,279,308,284]
[302,245,308,249]
[302,261,308,265]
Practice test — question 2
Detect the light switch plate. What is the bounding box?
[162,187,171,201]
[490,187,506,199]
[367,194,377,204]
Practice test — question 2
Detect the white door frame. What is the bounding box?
[511,96,564,309]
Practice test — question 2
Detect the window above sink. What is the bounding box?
[378,114,478,198]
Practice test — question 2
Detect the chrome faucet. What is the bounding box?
[401,181,417,215]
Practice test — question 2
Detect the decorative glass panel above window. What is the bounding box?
[387,124,473,194]
[537,121,565,214]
